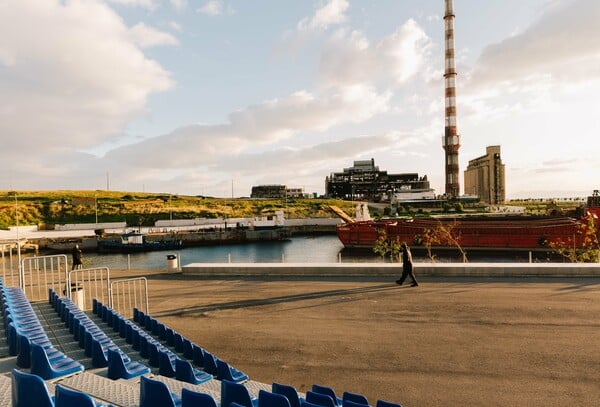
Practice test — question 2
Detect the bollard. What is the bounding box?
[529,251,532,263]
[338,253,342,263]
[128,254,131,270]
[228,253,231,263]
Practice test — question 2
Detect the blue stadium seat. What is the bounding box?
[181,388,218,407]
[158,350,177,378]
[312,385,342,406]
[202,350,219,375]
[11,368,54,407]
[30,343,84,380]
[342,392,369,407]
[139,375,182,407]
[107,348,150,380]
[217,359,249,383]
[192,344,205,367]
[272,382,303,407]
[221,379,258,407]
[306,391,337,407]
[175,358,213,385]
[55,384,100,406]
[259,390,292,407]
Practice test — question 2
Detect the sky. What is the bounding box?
[0,0,598,199]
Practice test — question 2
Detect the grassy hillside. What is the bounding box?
[0,190,357,230]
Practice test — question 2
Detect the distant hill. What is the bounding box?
[0,190,357,230]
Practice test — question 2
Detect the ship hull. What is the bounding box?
[336,215,589,251]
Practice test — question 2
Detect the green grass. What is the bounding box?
[0,190,356,229]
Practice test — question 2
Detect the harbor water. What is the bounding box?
[51,235,546,270]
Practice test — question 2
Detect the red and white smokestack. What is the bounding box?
[443,0,460,198]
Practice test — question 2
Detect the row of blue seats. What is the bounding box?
[138,374,403,407]
[49,288,151,380]
[12,368,106,407]
[94,299,216,385]
[1,284,83,380]
[132,307,249,383]
[130,309,402,407]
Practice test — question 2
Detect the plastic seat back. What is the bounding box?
[11,368,54,407]
[221,379,254,407]
[159,351,177,378]
[140,375,180,407]
[312,385,341,406]
[55,384,96,407]
[342,392,369,406]
[30,343,83,380]
[306,391,337,407]
[259,390,291,407]
[202,350,218,375]
[181,388,218,407]
[107,348,150,380]
[272,382,302,407]
[217,359,249,383]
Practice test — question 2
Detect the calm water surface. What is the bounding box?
[4,235,539,271]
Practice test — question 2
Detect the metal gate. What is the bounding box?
[110,277,149,319]
[67,267,111,311]
[20,254,69,302]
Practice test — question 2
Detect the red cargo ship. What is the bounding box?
[336,193,600,251]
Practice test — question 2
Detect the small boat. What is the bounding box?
[97,231,182,253]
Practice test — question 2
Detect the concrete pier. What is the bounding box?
[182,262,600,278]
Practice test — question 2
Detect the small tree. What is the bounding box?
[422,220,468,262]
[373,229,403,262]
[549,215,599,262]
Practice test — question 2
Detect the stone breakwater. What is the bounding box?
[181,262,600,278]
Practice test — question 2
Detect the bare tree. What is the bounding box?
[422,220,468,263]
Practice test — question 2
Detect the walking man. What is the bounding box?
[396,242,418,287]
[71,244,83,270]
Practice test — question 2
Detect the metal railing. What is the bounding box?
[1,240,21,288]
[21,254,68,302]
[67,267,111,311]
[110,277,149,319]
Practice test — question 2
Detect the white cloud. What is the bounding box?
[468,0,600,91]
[129,22,179,48]
[103,85,391,169]
[197,0,222,16]
[298,0,349,31]
[170,0,187,11]
[318,19,432,88]
[106,0,156,10]
[0,0,173,162]
[168,21,183,33]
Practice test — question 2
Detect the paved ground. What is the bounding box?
[110,270,599,407]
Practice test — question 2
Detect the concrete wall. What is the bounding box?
[181,262,600,278]
[54,222,126,231]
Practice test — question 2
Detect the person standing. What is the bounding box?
[71,244,83,270]
[396,242,418,287]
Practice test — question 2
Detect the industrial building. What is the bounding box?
[464,145,506,204]
[325,158,431,201]
[251,185,305,199]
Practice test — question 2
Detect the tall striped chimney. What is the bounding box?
[443,0,460,198]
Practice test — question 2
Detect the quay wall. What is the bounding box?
[181,262,600,278]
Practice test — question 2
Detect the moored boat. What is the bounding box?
[336,193,600,251]
[97,231,183,253]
